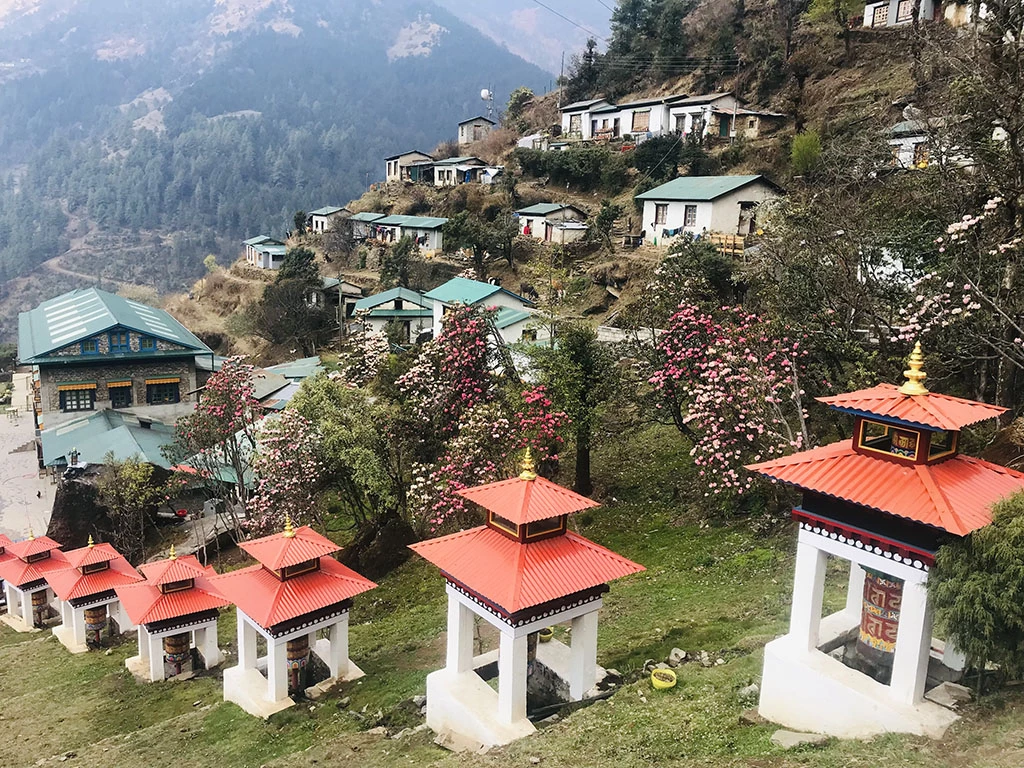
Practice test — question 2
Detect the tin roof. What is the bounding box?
[560,98,610,113]
[494,307,532,330]
[635,175,778,202]
[115,555,229,626]
[238,524,340,570]
[667,91,736,106]
[747,441,1024,536]
[0,547,70,588]
[264,356,323,381]
[212,556,376,629]
[375,215,449,229]
[410,526,644,615]
[818,383,1005,431]
[0,533,12,556]
[18,288,211,364]
[138,553,214,587]
[354,287,433,311]
[349,212,387,223]
[458,115,496,126]
[384,150,433,161]
[515,203,585,217]
[308,206,348,217]
[457,474,600,525]
[40,410,175,468]
[7,534,62,560]
[243,235,280,246]
[47,547,143,601]
[424,277,534,307]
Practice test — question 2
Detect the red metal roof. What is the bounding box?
[211,557,376,629]
[63,541,120,569]
[0,550,70,588]
[7,535,63,560]
[818,384,1006,431]
[0,534,12,554]
[115,555,230,626]
[239,525,341,570]
[46,555,143,602]
[409,526,645,615]
[456,476,600,525]
[747,441,1024,536]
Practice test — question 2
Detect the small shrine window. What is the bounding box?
[929,430,957,460]
[82,561,110,575]
[858,419,920,460]
[160,578,194,594]
[525,516,565,539]
[26,551,51,563]
[281,559,320,580]
[488,513,520,537]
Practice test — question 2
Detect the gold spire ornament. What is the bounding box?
[898,341,930,396]
[519,447,538,481]
[283,516,296,538]
[87,535,95,548]
[28,528,35,540]
[168,544,177,561]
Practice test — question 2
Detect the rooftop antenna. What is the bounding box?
[480,87,494,119]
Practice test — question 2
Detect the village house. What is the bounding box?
[308,277,363,329]
[748,345,1024,738]
[252,243,288,270]
[348,212,386,239]
[515,203,589,245]
[18,288,214,430]
[424,277,540,344]
[560,98,615,140]
[666,92,742,137]
[384,151,434,183]
[354,287,434,343]
[242,235,283,266]
[374,215,448,254]
[39,410,175,471]
[432,156,487,187]
[635,175,782,244]
[307,206,351,234]
[706,106,787,141]
[886,117,975,170]
[863,0,935,25]
[458,116,495,146]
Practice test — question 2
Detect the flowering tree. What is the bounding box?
[164,357,262,515]
[650,305,810,499]
[338,314,391,387]
[246,410,324,536]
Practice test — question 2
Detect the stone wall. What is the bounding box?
[39,358,197,414]
[51,328,190,357]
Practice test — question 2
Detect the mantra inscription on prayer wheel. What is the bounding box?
[164,633,191,674]
[858,569,903,664]
[286,635,311,694]
[31,591,47,627]
[84,605,108,637]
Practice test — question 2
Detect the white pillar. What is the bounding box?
[139,624,151,663]
[3,582,14,614]
[497,631,528,725]
[789,541,828,651]
[200,623,220,667]
[71,606,87,647]
[148,631,165,682]
[59,600,70,627]
[22,588,33,628]
[237,612,257,670]
[446,597,474,673]
[890,580,932,705]
[268,639,289,703]
[329,616,349,679]
[569,611,599,700]
[845,561,866,620]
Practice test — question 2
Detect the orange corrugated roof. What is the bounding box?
[239,525,341,570]
[211,557,376,629]
[46,555,143,601]
[409,526,645,616]
[456,476,600,525]
[0,550,70,588]
[7,535,62,560]
[818,383,1006,430]
[115,557,230,626]
[747,441,1024,536]
[0,534,12,554]
[63,541,120,569]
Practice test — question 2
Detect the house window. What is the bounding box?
[60,389,94,412]
[139,336,156,351]
[913,142,930,166]
[394,299,404,310]
[522,329,538,342]
[146,381,180,405]
[896,0,913,20]
[109,331,129,354]
[748,118,757,128]
[81,339,99,355]
[684,205,698,228]
[873,3,889,24]
[109,384,132,409]
[569,114,582,133]
[654,204,668,225]
[632,110,651,133]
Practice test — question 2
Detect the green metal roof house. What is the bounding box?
[19,288,213,428]
[354,287,434,343]
[424,277,539,345]
[375,216,449,253]
[308,205,351,234]
[40,410,175,468]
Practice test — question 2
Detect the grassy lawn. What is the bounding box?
[4,425,1024,767]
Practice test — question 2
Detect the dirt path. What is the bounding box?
[38,210,141,293]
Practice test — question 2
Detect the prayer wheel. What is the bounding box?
[164,633,191,675]
[858,569,903,667]
[84,605,108,641]
[286,636,310,694]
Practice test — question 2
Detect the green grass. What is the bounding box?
[4,424,1024,767]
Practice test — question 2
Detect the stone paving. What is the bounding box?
[0,373,55,540]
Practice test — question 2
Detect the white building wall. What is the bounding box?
[642,200,714,243]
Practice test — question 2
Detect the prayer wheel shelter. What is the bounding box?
[409,454,645,748]
[213,521,377,719]
[0,534,13,611]
[747,344,1024,739]
[115,548,230,683]
[0,534,68,633]
[48,537,143,653]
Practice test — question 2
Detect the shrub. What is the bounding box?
[791,131,822,176]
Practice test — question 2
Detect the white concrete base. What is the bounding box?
[0,612,39,634]
[759,636,959,739]
[426,668,537,748]
[52,624,89,654]
[222,660,365,719]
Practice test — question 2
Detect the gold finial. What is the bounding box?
[283,516,296,538]
[28,528,35,540]
[898,341,930,396]
[168,544,177,561]
[519,447,537,481]
[87,535,95,548]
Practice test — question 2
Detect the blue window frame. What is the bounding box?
[139,336,156,352]
[80,339,99,355]
[109,330,130,354]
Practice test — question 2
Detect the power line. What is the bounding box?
[595,0,616,11]
[529,0,608,41]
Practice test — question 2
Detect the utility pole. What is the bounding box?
[557,51,564,109]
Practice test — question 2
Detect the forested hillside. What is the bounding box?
[0,0,547,304]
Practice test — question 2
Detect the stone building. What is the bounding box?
[18,288,214,429]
